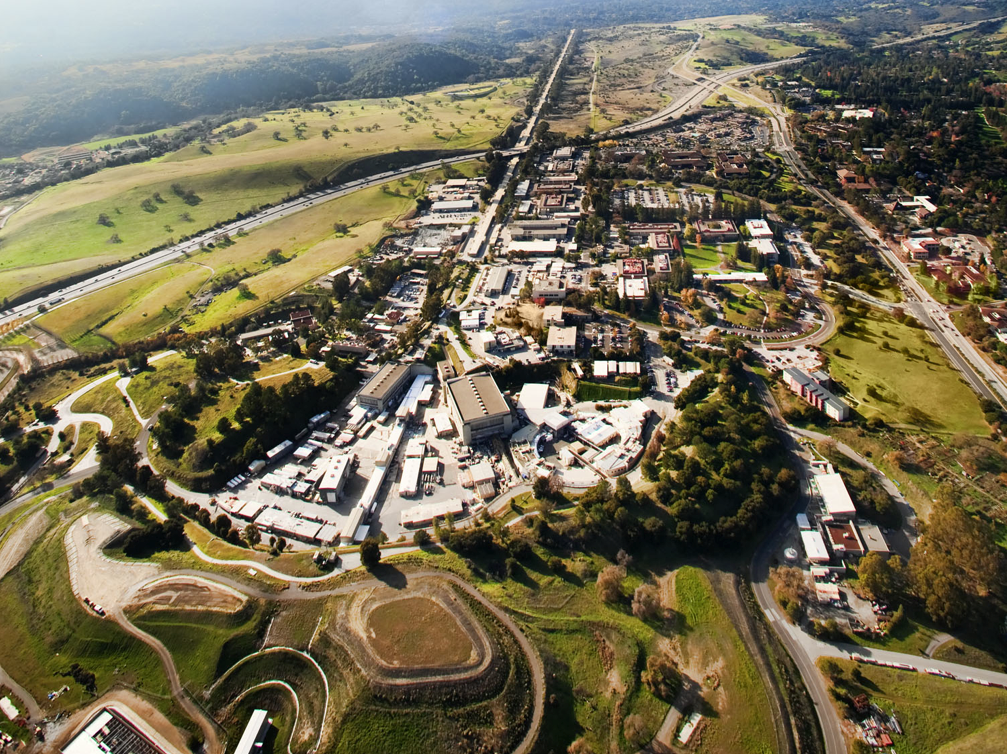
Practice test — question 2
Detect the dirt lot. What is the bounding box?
[127,575,247,613]
[551,25,695,135]
[0,506,48,581]
[65,512,160,609]
[365,595,475,668]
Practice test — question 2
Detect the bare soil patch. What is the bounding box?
[365,595,475,669]
[127,575,247,613]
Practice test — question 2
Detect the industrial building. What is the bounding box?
[814,472,857,519]
[484,266,510,296]
[801,529,831,564]
[233,710,272,754]
[356,362,434,413]
[444,373,513,445]
[317,454,354,504]
[64,708,183,754]
[547,326,578,356]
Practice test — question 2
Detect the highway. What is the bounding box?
[3,29,582,328]
[606,35,803,136]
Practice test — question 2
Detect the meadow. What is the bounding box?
[35,162,474,349]
[0,79,528,300]
[824,305,989,435]
[823,659,1007,754]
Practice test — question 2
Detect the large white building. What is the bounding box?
[547,326,577,356]
[814,472,857,519]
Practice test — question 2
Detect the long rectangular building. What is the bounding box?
[782,368,849,421]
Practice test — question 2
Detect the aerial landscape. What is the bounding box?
[3,1,1007,753]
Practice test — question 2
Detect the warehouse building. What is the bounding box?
[356,362,434,413]
[64,708,185,754]
[444,373,513,445]
[814,472,857,519]
[318,454,354,504]
[233,710,272,754]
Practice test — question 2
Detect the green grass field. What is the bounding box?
[0,79,527,300]
[689,27,807,71]
[129,601,268,690]
[825,308,989,435]
[684,242,721,270]
[126,354,197,417]
[824,659,1007,754]
[673,567,775,753]
[575,381,643,401]
[37,263,211,351]
[0,505,171,712]
[71,376,140,438]
[182,178,428,331]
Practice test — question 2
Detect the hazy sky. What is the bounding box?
[0,0,494,69]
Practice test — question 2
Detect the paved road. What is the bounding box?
[755,85,1007,408]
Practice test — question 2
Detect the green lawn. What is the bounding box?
[0,505,171,713]
[823,659,1007,754]
[824,308,989,435]
[0,79,527,300]
[575,381,643,401]
[674,567,776,754]
[684,242,721,270]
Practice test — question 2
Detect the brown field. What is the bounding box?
[128,575,247,613]
[550,25,695,135]
[364,596,474,668]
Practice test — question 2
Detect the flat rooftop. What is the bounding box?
[446,373,510,423]
[358,362,409,403]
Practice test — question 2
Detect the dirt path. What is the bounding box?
[109,610,223,754]
[706,568,796,754]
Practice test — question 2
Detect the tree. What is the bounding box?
[243,524,261,547]
[908,498,1004,628]
[857,552,897,600]
[412,529,431,548]
[623,715,648,747]
[641,652,680,700]
[596,564,626,603]
[631,583,662,620]
[360,537,381,568]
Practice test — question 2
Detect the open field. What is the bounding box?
[129,601,267,690]
[825,305,989,435]
[37,263,211,351]
[549,25,694,135]
[689,27,807,71]
[365,596,474,668]
[672,566,775,754]
[71,377,140,437]
[0,503,171,714]
[0,79,527,300]
[126,354,197,417]
[181,178,430,332]
[458,544,671,754]
[574,381,643,401]
[823,659,1007,754]
[936,714,1007,754]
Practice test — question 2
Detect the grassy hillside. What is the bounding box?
[0,79,526,301]
[824,306,989,435]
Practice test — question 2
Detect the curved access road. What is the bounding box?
[122,563,546,754]
[109,605,223,754]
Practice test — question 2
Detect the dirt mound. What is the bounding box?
[127,575,247,613]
